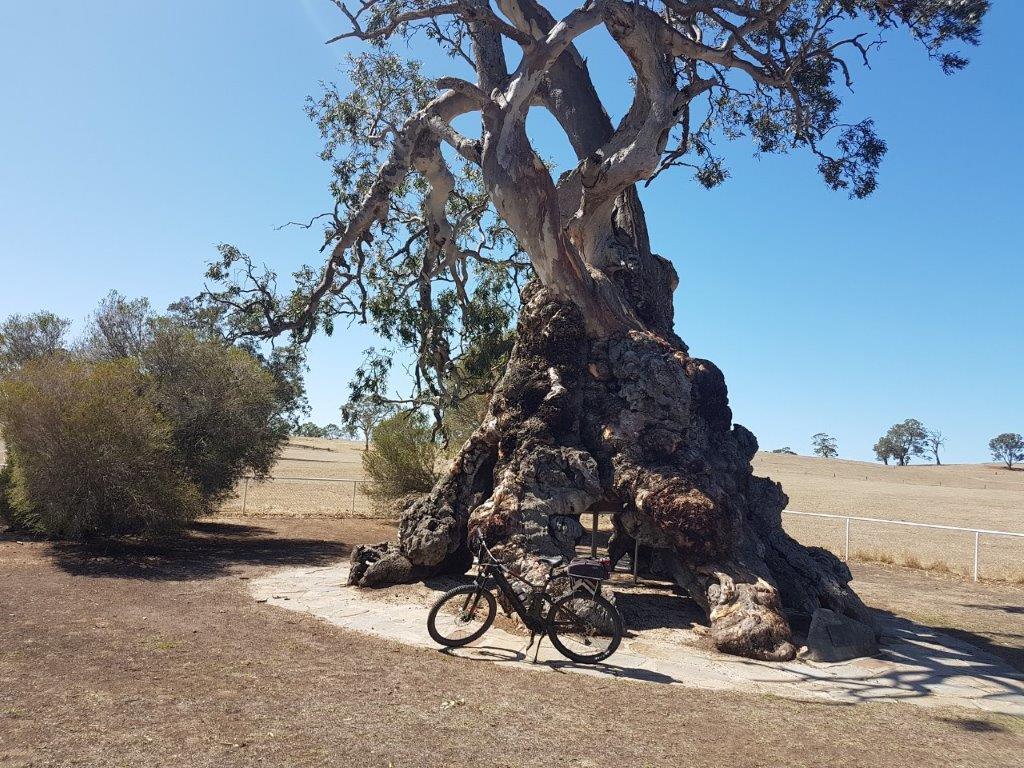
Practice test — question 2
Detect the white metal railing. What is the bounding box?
[782,510,1024,582]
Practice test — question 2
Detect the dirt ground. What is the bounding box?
[2,517,1022,768]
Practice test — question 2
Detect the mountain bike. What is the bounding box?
[426,533,623,664]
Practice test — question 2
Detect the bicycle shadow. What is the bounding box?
[440,643,678,684]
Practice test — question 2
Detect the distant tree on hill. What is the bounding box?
[876,419,928,466]
[771,447,796,455]
[342,399,394,451]
[0,312,71,375]
[989,433,1024,470]
[926,429,946,465]
[811,433,838,459]
[872,436,896,465]
[294,422,326,438]
[321,423,344,440]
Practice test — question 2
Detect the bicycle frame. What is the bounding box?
[473,559,550,634]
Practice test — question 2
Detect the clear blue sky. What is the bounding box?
[1,2,1020,463]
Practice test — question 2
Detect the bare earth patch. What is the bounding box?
[2,517,1023,768]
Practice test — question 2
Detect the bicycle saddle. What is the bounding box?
[538,555,565,567]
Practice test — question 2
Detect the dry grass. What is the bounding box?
[219,438,380,518]
[852,547,958,576]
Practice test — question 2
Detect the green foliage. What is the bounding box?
[142,323,286,502]
[441,393,490,455]
[321,423,344,440]
[770,447,797,455]
[294,422,345,440]
[0,296,289,538]
[0,359,203,537]
[0,456,31,530]
[873,436,897,465]
[79,290,154,361]
[989,433,1024,470]
[0,311,71,375]
[811,433,839,459]
[876,419,928,466]
[167,291,311,426]
[294,422,327,438]
[362,411,438,503]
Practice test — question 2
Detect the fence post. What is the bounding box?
[351,481,358,514]
[844,517,850,562]
[973,531,980,582]
[241,477,250,516]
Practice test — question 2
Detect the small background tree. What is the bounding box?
[341,399,394,450]
[878,419,928,466]
[294,422,327,438]
[770,447,796,456]
[811,433,838,459]
[989,433,1024,470]
[926,429,946,465]
[873,436,896,465]
[0,312,70,375]
[321,423,344,440]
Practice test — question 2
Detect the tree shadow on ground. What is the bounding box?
[47,520,350,582]
[767,609,1024,711]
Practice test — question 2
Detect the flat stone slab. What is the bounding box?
[250,563,1024,717]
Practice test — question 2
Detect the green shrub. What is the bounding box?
[362,411,439,502]
[0,454,34,531]
[0,359,203,537]
[143,323,287,502]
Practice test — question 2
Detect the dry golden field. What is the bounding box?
[753,452,1024,580]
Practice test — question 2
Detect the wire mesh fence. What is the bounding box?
[221,476,379,518]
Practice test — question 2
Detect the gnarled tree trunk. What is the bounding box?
[350,272,874,661]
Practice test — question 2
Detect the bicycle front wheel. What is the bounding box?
[547,592,623,664]
[426,585,496,647]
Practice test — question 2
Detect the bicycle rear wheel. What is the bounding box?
[427,585,496,647]
[546,592,623,664]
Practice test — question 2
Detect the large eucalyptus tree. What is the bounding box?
[204,0,988,660]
